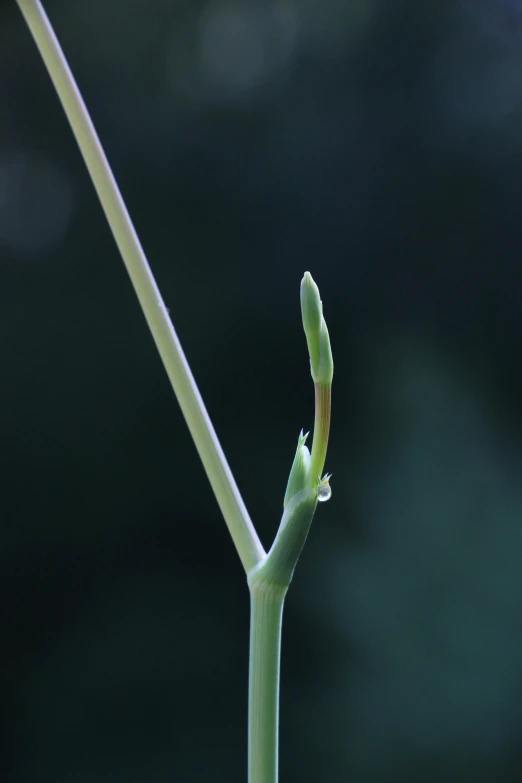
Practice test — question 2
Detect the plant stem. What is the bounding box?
[18,8,335,782]
[16,0,265,573]
[310,383,331,483]
[246,488,318,783]
[247,575,287,783]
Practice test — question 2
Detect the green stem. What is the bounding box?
[310,383,331,483]
[16,0,265,573]
[247,486,317,783]
[247,574,287,783]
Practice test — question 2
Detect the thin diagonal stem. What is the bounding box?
[16,0,265,573]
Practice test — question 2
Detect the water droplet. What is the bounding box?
[317,480,332,503]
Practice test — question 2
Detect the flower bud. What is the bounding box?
[300,272,333,385]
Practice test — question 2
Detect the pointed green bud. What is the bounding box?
[283,430,312,508]
[301,271,333,385]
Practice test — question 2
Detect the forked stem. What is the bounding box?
[17,6,334,783]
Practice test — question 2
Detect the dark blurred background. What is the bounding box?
[2,0,522,780]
